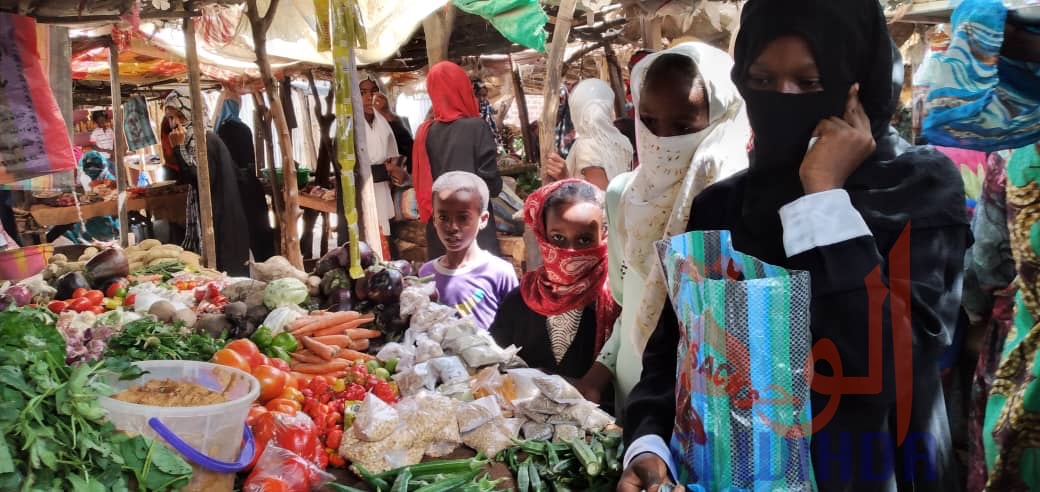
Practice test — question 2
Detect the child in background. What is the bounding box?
[419,171,518,330]
[489,179,620,409]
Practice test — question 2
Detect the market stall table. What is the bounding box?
[29,190,189,227]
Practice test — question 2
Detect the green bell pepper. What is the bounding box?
[251,326,275,349]
[269,346,292,364]
[271,332,299,353]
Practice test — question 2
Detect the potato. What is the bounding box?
[129,262,144,272]
[49,254,68,265]
[178,251,201,267]
[148,300,177,323]
[127,251,147,263]
[138,239,162,251]
[147,257,175,267]
[145,248,180,263]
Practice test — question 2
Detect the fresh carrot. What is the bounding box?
[336,349,375,362]
[312,315,377,337]
[313,335,352,348]
[300,336,339,361]
[288,316,319,330]
[345,328,382,340]
[350,338,370,351]
[313,325,348,337]
[291,351,325,364]
[291,371,315,384]
[290,311,362,337]
[292,360,351,374]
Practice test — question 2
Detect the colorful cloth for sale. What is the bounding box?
[659,230,814,491]
[921,0,1040,152]
[935,146,987,218]
[123,96,157,151]
[983,143,1040,490]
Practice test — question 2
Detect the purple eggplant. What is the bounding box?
[356,241,376,269]
[368,267,403,304]
[387,259,414,277]
[326,288,353,312]
[314,246,351,276]
[55,272,90,300]
[83,248,129,289]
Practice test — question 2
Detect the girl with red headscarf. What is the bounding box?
[489,179,620,409]
[413,61,503,258]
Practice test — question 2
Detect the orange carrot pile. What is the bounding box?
[287,310,379,376]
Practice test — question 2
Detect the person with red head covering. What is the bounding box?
[413,61,504,258]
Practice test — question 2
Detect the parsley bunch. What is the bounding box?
[0,308,193,491]
[104,317,226,362]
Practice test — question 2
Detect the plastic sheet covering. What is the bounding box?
[0,14,76,186]
[657,230,814,491]
[452,0,548,52]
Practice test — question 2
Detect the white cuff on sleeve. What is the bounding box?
[779,189,872,258]
[623,435,679,483]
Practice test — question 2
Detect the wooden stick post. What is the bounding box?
[422,5,455,66]
[509,55,535,164]
[183,16,218,268]
[246,0,305,270]
[108,39,129,247]
[538,0,579,180]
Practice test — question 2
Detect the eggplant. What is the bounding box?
[84,248,129,288]
[326,288,353,312]
[314,246,349,277]
[375,302,407,340]
[368,267,403,304]
[356,241,376,269]
[354,271,372,301]
[387,259,414,277]
[55,272,90,300]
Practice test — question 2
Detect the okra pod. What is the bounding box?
[529,459,544,492]
[354,463,391,491]
[547,441,560,469]
[391,468,412,492]
[372,458,484,480]
[516,439,547,456]
[569,438,603,477]
[590,438,607,474]
[518,458,532,492]
[327,484,368,492]
[412,471,480,492]
[552,456,578,475]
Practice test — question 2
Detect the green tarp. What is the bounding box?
[452,0,548,52]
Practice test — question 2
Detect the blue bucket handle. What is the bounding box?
[148,417,256,473]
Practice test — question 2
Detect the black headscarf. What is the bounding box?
[734,0,966,256]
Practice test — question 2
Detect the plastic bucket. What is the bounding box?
[99,361,260,492]
[0,244,52,282]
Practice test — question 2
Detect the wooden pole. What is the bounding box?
[246,0,305,270]
[641,16,663,50]
[603,43,627,118]
[509,56,535,164]
[108,41,130,247]
[253,91,284,250]
[183,16,218,267]
[422,4,456,65]
[538,0,579,179]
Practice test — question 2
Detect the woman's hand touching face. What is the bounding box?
[798,84,877,194]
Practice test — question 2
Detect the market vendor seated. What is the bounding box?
[489,179,619,411]
[418,171,518,331]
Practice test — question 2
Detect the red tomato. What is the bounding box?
[84,290,104,306]
[69,298,94,313]
[254,365,289,403]
[123,293,137,308]
[212,348,251,374]
[265,398,300,415]
[90,305,106,315]
[280,387,304,403]
[226,339,265,368]
[71,288,88,300]
[267,357,291,372]
[47,300,68,314]
[246,405,268,426]
[105,279,129,298]
[252,477,291,492]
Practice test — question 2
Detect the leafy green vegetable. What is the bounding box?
[0,307,192,491]
[104,317,226,363]
[130,261,188,281]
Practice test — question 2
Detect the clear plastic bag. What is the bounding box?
[440,318,480,351]
[461,342,518,369]
[457,396,503,433]
[412,303,457,332]
[534,375,584,404]
[354,393,400,441]
[425,440,458,458]
[522,421,554,441]
[399,283,436,317]
[377,342,416,371]
[415,335,444,363]
[553,424,582,443]
[471,367,517,411]
[339,425,421,473]
[507,369,544,402]
[243,444,335,492]
[567,401,615,431]
[429,356,470,385]
[462,419,519,457]
[393,361,437,396]
[396,391,461,445]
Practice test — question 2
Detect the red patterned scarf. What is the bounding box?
[413,62,481,222]
[520,179,620,353]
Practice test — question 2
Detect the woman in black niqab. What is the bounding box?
[621,1,969,491]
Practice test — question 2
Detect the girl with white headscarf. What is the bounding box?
[577,42,750,408]
[545,79,634,190]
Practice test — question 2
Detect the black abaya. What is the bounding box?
[217,119,276,262]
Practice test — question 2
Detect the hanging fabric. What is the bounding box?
[123,95,158,151]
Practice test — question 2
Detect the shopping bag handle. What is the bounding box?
[148,417,256,473]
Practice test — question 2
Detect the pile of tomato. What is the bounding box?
[47,284,134,315]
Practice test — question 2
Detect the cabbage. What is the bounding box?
[263,278,309,309]
[262,305,307,334]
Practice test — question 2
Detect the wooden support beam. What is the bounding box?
[246,0,304,269]
[184,16,218,267]
[422,4,455,66]
[509,55,535,164]
[641,16,662,50]
[538,0,578,179]
[33,10,202,24]
[603,43,626,118]
[253,91,284,252]
[109,40,129,247]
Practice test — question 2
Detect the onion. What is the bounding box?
[5,285,32,307]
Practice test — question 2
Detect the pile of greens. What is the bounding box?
[104,317,226,362]
[0,308,193,491]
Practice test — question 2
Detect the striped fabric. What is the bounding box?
[658,230,814,491]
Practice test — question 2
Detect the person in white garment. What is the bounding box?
[359,76,402,245]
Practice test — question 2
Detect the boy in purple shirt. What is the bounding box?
[419,171,518,330]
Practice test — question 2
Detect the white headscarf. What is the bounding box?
[566,79,633,180]
[615,42,751,347]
